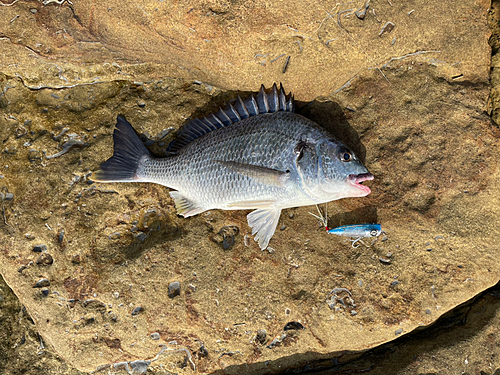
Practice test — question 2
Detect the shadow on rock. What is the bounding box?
[327,205,379,228]
[92,206,183,264]
[141,87,367,165]
[297,100,367,163]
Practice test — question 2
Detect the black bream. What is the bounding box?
[93,84,373,249]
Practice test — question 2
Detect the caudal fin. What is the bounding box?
[92,116,151,182]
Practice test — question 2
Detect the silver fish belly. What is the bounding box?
[93,84,374,249]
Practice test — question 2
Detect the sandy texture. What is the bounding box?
[0,0,498,374]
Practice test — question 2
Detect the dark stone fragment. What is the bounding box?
[283,321,305,331]
[379,257,392,264]
[138,102,146,108]
[18,265,27,273]
[58,229,65,242]
[41,288,49,297]
[355,1,369,19]
[168,281,181,298]
[395,328,403,335]
[255,329,267,344]
[36,253,54,266]
[131,306,143,316]
[130,360,151,373]
[72,254,81,264]
[198,342,209,357]
[33,244,47,252]
[33,278,50,288]
[390,280,400,288]
[212,225,239,250]
[3,192,13,200]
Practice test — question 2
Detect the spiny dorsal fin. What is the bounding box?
[166,83,294,154]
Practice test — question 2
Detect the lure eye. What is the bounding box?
[339,149,352,162]
[370,230,378,237]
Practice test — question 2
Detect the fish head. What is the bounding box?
[296,138,373,201]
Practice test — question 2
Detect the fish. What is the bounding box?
[93,83,373,249]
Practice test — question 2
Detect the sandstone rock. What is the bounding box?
[0,0,497,373]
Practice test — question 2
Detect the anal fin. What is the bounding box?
[170,191,205,217]
[247,208,282,250]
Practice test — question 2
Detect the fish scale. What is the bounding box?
[94,84,373,249]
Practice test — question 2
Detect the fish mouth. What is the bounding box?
[347,173,374,195]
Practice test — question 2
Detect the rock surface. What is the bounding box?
[0,0,498,374]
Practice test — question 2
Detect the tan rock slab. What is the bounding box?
[0,0,497,373]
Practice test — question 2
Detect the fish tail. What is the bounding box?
[92,115,151,182]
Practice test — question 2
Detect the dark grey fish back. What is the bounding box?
[166,83,294,153]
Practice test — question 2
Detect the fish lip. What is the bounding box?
[347,173,374,194]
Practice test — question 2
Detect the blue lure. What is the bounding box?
[309,205,384,247]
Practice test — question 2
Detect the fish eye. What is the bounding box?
[295,141,307,162]
[339,149,352,162]
[370,230,378,237]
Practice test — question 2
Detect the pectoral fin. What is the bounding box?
[215,160,287,187]
[247,208,282,250]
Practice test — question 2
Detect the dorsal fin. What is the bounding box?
[166,83,294,154]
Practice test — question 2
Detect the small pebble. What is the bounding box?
[378,257,391,264]
[33,244,47,253]
[280,225,286,231]
[109,232,121,240]
[150,332,160,340]
[36,253,54,266]
[41,288,49,297]
[354,0,369,19]
[390,280,400,287]
[113,292,120,299]
[131,306,143,316]
[426,248,432,252]
[379,21,395,37]
[395,328,403,335]
[25,233,35,240]
[30,8,37,13]
[358,280,363,287]
[0,192,14,201]
[425,309,432,315]
[381,236,388,242]
[289,213,294,219]
[386,252,392,257]
[138,102,146,108]
[351,310,358,316]
[283,321,304,331]
[58,229,65,242]
[255,329,267,344]
[168,281,181,298]
[34,278,50,288]
[18,265,27,273]
[72,254,81,264]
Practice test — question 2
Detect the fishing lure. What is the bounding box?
[309,205,384,247]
